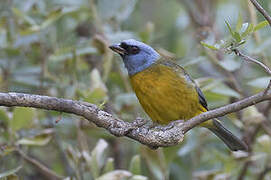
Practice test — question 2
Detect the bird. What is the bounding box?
[109,39,247,151]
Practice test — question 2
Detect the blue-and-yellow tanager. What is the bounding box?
[109,39,247,151]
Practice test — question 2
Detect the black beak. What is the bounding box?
[109,44,126,56]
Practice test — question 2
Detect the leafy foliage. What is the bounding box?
[0,0,271,179]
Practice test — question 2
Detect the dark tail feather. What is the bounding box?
[208,119,248,151]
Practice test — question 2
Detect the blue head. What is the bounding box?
[109,39,160,75]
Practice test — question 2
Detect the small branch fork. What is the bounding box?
[234,1,271,180]
[234,0,271,96]
[233,49,271,75]
[233,49,271,93]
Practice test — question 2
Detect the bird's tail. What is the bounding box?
[208,119,248,151]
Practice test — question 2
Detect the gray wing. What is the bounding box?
[196,86,208,110]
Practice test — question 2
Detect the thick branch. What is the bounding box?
[0,90,270,147]
[0,92,184,148]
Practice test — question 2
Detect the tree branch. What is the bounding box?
[257,165,271,180]
[233,49,271,93]
[0,90,270,148]
[17,149,64,180]
[233,49,271,75]
[181,89,271,132]
[249,0,271,26]
[237,1,271,178]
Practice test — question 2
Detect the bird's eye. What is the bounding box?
[130,46,140,54]
[120,42,128,49]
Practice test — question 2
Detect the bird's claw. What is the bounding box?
[132,117,149,127]
[109,118,149,137]
[150,120,184,132]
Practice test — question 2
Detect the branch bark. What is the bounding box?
[249,0,271,26]
[237,1,271,179]
[233,49,271,75]
[0,90,270,148]
[233,49,271,94]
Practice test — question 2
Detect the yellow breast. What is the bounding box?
[130,63,205,124]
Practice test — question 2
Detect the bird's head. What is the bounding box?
[109,39,160,75]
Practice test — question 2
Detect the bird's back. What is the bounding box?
[130,59,206,124]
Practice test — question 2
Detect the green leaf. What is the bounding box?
[183,56,206,67]
[139,22,154,43]
[49,47,97,62]
[163,144,182,165]
[65,145,81,169]
[254,20,269,32]
[241,23,254,38]
[6,174,19,180]
[211,84,241,98]
[140,147,167,180]
[25,8,66,34]
[200,42,219,50]
[12,8,36,26]
[97,0,137,22]
[91,139,109,178]
[103,158,114,174]
[0,145,16,157]
[225,20,234,36]
[82,150,92,174]
[84,88,108,105]
[233,32,241,42]
[242,106,264,125]
[247,77,271,89]
[219,57,242,71]
[235,13,243,32]
[130,175,148,180]
[84,69,108,105]
[257,135,271,153]
[96,170,132,180]
[129,155,141,175]
[0,108,9,125]
[0,166,22,178]
[10,107,34,132]
[40,8,64,30]
[16,129,53,146]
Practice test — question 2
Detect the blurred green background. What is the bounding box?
[0,0,271,179]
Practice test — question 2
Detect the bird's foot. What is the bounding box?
[109,117,149,137]
[150,120,184,132]
[132,117,149,127]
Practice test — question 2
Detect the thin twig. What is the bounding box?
[237,125,261,180]
[238,160,252,180]
[250,0,271,26]
[17,149,64,180]
[236,1,271,179]
[265,80,271,94]
[233,49,271,93]
[257,165,271,180]
[247,0,271,94]
[181,89,271,132]
[233,49,271,75]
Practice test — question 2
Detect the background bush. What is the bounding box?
[0,0,270,179]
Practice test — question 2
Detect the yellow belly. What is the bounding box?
[130,64,206,125]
